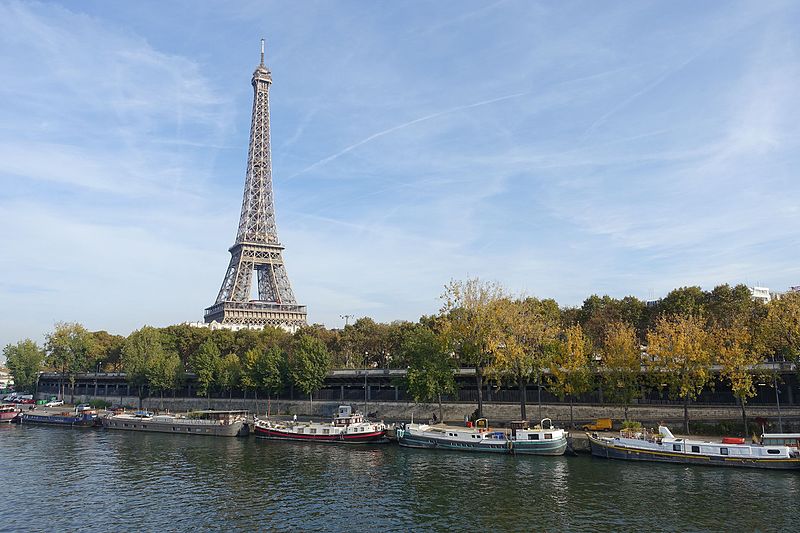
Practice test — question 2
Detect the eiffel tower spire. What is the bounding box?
[204,40,307,331]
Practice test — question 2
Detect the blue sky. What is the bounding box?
[1,0,799,350]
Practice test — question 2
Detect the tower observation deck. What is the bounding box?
[204,40,307,331]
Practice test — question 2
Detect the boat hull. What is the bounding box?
[512,438,569,456]
[399,431,509,453]
[589,436,800,470]
[0,412,19,423]
[21,413,98,427]
[254,425,388,444]
[103,417,248,437]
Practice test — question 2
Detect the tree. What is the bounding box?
[147,350,182,409]
[3,339,45,393]
[243,345,286,415]
[549,324,592,427]
[600,321,641,420]
[489,297,560,420]
[45,322,97,403]
[190,339,221,406]
[218,353,242,404]
[762,291,800,364]
[122,326,167,408]
[715,318,761,436]
[439,278,505,418]
[401,325,456,421]
[647,314,712,434]
[89,331,126,371]
[287,334,331,405]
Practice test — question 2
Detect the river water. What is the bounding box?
[0,424,797,532]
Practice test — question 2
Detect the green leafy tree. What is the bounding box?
[549,324,592,427]
[122,326,167,407]
[402,325,456,421]
[647,314,712,434]
[147,350,182,409]
[600,321,641,420]
[287,334,331,405]
[439,278,505,418]
[218,352,242,404]
[190,339,221,406]
[3,339,45,393]
[45,322,97,403]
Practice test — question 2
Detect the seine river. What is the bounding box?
[1,424,797,532]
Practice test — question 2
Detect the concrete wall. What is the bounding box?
[71,394,800,430]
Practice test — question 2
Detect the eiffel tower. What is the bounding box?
[204,40,307,331]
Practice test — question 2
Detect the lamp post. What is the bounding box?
[340,314,354,367]
[364,351,369,415]
[773,367,783,433]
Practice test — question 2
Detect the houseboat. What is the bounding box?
[254,405,388,444]
[102,410,249,437]
[398,418,569,455]
[588,426,800,470]
[0,404,20,423]
[20,405,99,427]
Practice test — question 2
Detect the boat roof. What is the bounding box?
[762,433,800,438]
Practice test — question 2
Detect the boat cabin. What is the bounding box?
[761,433,800,448]
[333,405,364,426]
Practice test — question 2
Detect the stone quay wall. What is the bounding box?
[67,393,800,430]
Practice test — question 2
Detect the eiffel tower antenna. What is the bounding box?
[204,40,307,331]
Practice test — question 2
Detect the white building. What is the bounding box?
[749,286,772,303]
[0,368,14,389]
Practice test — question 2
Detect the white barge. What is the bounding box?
[588,426,800,470]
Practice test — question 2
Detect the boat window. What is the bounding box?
[673,444,681,451]
[310,429,316,434]
[545,434,552,440]
[529,434,539,440]
[691,446,700,453]
[720,448,729,455]
[142,425,147,429]
[323,429,329,434]
[767,449,781,455]
[173,427,177,431]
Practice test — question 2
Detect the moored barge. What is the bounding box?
[0,404,21,423]
[21,406,99,427]
[254,405,388,444]
[588,426,800,470]
[398,418,569,455]
[102,410,249,437]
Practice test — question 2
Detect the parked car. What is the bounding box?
[45,400,64,407]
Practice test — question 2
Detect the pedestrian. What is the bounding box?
[432,412,437,423]
[292,413,297,422]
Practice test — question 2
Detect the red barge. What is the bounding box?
[254,405,388,444]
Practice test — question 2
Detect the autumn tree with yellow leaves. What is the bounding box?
[600,321,641,421]
[647,314,712,434]
[549,324,592,427]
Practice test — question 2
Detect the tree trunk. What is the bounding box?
[476,369,484,419]
[254,389,259,418]
[309,392,313,415]
[740,396,749,438]
[623,402,629,421]
[683,397,690,435]
[519,377,527,421]
[160,390,164,411]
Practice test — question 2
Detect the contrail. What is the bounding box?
[286,91,529,180]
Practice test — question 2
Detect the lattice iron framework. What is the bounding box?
[205,40,307,330]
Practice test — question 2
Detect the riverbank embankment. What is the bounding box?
[57,394,800,432]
